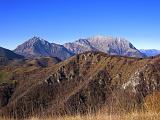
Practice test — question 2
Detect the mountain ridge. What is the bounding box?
[14,37,75,60]
[0,47,24,60]
[0,47,24,66]
[140,49,160,57]
[64,35,146,58]
[3,35,159,61]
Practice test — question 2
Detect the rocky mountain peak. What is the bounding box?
[88,35,131,46]
[28,36,41,42]
[14,35,147,60]
[22,36,49,46]
[88,35,115,41]
[14,37,75,60]
[64,36,145,58]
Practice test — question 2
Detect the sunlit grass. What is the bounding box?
[24,112,160,120]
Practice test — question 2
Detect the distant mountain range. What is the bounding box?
[14,36,148,59]
[64,36,146,58]
[140,49,160,57]
[0,35,159,60]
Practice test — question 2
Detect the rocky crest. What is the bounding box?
[14,37,75,60]
[14,35,146,60]
[64,36,146,58]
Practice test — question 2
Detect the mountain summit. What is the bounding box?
[14,36,146,59]
[64,36,146,58]
[14,37,75,60]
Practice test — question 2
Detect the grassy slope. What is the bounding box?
[28,112,160,120]
[0,112,159,120]
[0,71,10,83]
[1,52,160,119]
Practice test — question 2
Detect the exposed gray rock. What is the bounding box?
[64,35,146,58]
[64,39,98,54]
[14,37,75,60]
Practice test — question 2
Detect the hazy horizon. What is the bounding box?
[0,0,160,50]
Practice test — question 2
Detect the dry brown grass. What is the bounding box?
[24,112,160,120]
[144,92,160,113]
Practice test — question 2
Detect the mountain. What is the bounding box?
[64,36,146,58]
[140,49,160,57]
[0,47,24,60]
[63,38,98,54]
[14,37,75,60]
[14,36,146,60]
[0,47,24,66]
[0,51,160,118]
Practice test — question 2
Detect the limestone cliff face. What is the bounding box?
[64,36,145,58]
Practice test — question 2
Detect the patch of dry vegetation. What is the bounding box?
[144,91,160,113]
[0,113,160,120]
[1,52,160,120]
[26,112,160,120]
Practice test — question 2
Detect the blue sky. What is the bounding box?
[0,0,160,50]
